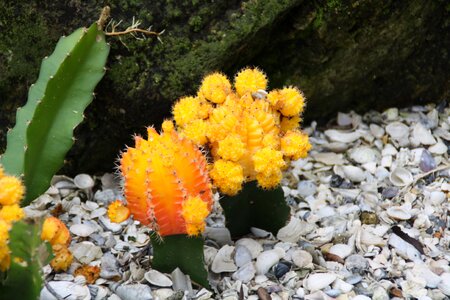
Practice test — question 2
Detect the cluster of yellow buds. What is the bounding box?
[41,216,73,272]
[0,165,25,272]
[171,67,311,195]
[109,125,213,237]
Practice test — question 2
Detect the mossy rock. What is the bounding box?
[0,0,448,174]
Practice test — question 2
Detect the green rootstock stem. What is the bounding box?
[219,181,291,238]
[150,234,209,289]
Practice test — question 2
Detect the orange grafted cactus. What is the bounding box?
[119,125,213,237]
[41,216,73,272]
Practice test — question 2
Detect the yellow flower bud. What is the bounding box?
[182,119,208,145]
[210,160,244,196]
[172,96,202,127]
[256,170,282,189]
[281,130,312,160]
[252,147,286,176]
[274,87,306,117]
[217,135,245,162]
[181,196,210,236]
[107,200,131,223]
[280,116,301,132]
[0,176,25,206]
[161,120,175,133]
[0,204,24,223]
[234,68,268,97]
[199,72,232,104]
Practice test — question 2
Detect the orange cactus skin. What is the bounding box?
[121,127,213,237]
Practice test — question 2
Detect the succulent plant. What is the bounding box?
[41,216,73,272]
[110,125,213,286]
[170,67,311,237]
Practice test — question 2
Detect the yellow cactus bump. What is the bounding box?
[0,165,25,271]
[170,67,312,195]
[116,126,213,237]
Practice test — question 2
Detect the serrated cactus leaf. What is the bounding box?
[22,23,109,204]
[0,28,85,176]
[220,181,290,238]
[151,234,210,288]
[0,221,51,300]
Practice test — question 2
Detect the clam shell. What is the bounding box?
[329,244,352,259]
[438,273,450,296]
[144,270,172,287]
[211,245,237,273]
[74,174,95,190]
[411,123,436,145]
[304,273,337,292]
[291,250,313,268]
[386,206,412,220]
[348,146,379,164]
[334,165,366,182]
[255,248,285,275]
[386,122,409,140]
[312,152,345,165]
[389,167,413,186]
[235,238,263,259]
[324,129,362,143]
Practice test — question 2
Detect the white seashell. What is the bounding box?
[438,273,450,295]
[411,123,436,145]
[338,165,366,182]
[277,217,314,243]
[74,174,95,190]
[348,146,379,164]
[255,248,285,275]
[232,262,256,283]
[144,270,172,287]
[382,143,398,156]
[352,296,371,300]
[70,223,97,237]
[291,250,313,268]
[211,245,237,273]
[203,227,232,246]
[386,206,412,220]
[370,123,385,138]
[375,166,390,181]
[381,155,392,168]
[312,152,345,165]
[389,167,413,186]
[304,273,337,292]
[235,238,263,259]
[234,245,252,267]
[171,268,192,293]
[383,107,398,120]
[297,180,317,198]
[324,129,362,143]
[388,233,422,262]
[361,162,377,174]
[428,140,448,154]
[429,191,446,205]
[40,281,90,300]
[332,278,353,293]
[115,284,152,300]
[203,246,218,266]
[324,142,349,152]
[386,121,409,140]
[71,241,103,264]
[329,244,352,259]
[412,263,442,288]
[152,289,174,299]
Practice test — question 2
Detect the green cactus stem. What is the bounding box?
[1,23,109,205]
[150,234,209,288]
[0,221,53,300]
[219,181,291,238]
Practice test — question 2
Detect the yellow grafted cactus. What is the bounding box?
[0,165,25,271]
[117,126,213,237]
[41,216,73,272]
[169,67,312,195]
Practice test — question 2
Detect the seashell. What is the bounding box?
[144,270,172,287]
[234,245,252,267]
[348,146,379,164]
[429,191,446,205]
[335,165,366,182]
[171,268,192,293]
[31,194,54,210]
[81,201,99,211]
[389,167,413,186]
[204,227,232,247]
[277,217,315,243]
[337,112,353,126]
[434,127,450,141]
[324,142,349,152]
[71,241,103,264]
[211,245,237,273]
[386,206,412,220]
[438,273,450,296]
[74,174,95,190]
[255,248,285,275]
[332,278,353,293]
[385,122,409,140]
[312,152,345,165]
[412,263,442,288]
[388,233,422,262]
[381,155,392,168]
[114,284,152,300]
[70,223,97,237]
[291,250,313,269]
[428,140,448,154]
[100,252,121,280]
[304,273,337,292]
[381,143,398,156]
[101,173,118,190]
[383,107,398,120]
[369,123,385,138]
[51,175,77,189]
[40,281,90,300]
[152,289,174,299]
[297,180,317,198]
[361,162,377,174]
[329,244,352,259]
[324,129,362,143]
[250,227,272,238]
[98,215,122,234]
[235,238,263,259]
[411,123,436,145]
[232,262,256,283]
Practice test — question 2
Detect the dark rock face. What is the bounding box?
[0,0,449,173]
